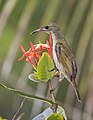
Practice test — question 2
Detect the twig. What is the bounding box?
[48,81,58,112]
[0,83,54,105]
[48,81,56,103]
[12,98,26,120]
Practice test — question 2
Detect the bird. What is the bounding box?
[30,22,81,102]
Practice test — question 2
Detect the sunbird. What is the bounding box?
[30,22,81,102]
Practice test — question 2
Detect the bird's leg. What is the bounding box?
[48,68,59,91]
[59,73,64,81]
[53,81,60,91]
[48,67,59,79]
[48,69,64,91]
[53,73,64,91]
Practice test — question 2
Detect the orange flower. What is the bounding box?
[18,34,53,69]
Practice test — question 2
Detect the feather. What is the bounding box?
[55,41,81,102]
[55,40,77,81]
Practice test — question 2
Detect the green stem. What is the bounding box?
[0,83,54,105]
[48,81,58,113]
[48,81,56,103]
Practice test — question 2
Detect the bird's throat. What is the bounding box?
[52,34,58,46]
[52,33,64,81]
[52,34,59,65]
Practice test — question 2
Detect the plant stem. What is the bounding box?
[48,81,58,113]
[12,98,26,120]
[48,81,56,103]
[0,83,54,105]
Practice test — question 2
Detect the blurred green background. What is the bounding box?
[0,0,93,120]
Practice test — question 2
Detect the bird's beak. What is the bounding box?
[29,27,47,36]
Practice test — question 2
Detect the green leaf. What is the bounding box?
[28,73,40,82]
[0,116,7,120]
[46,113,65,120]
[46,106,67,120]
[56,106,67,120]
[36,52,55,82]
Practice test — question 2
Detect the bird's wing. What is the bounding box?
[55,41,77,81]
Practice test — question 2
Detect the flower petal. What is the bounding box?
[30,41,35,51]
[20,45,26,53]
[49,34,52,46]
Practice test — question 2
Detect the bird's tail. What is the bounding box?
[71,79,81,102]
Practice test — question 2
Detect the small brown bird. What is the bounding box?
[30,22,81,102]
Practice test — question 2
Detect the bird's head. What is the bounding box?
[30,22,61,36]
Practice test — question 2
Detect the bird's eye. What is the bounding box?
[45,26,49,29]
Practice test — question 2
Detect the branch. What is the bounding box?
[0,83,54,105]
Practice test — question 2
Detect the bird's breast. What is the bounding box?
[52,39,63,71]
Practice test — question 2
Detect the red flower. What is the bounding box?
[46,34,52,57]
[18,34,53,69]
